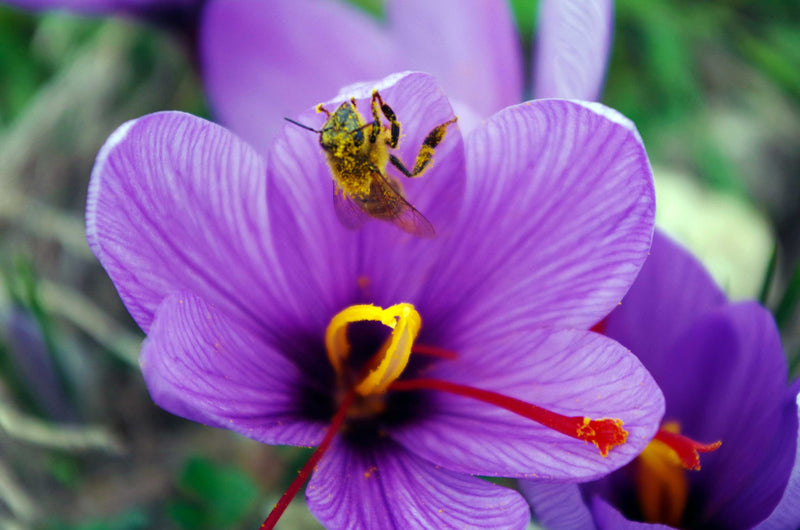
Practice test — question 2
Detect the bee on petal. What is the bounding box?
[286,90,457,238]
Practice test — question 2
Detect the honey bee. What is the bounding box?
[286,90,457,238]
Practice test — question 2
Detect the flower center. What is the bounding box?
[635,421,722,526]
[261,303,630,529]
[326,303,420,396]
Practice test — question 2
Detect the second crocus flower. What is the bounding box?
[522,231,800,530]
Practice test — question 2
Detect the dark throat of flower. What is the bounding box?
[260,303,628,529]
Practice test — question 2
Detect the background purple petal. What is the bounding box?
[140,292,328,446]
[86,111,297,343]
[603,230,726,371]
[392,327,664,480]
[419,99,654,340]
[519,483,596,530]
[533,0,614,100]
[590,496,671,530]
[658,302,796,529]
[306,437,530,529]
[756,390,800,530]
[200,0,403,153]
[388,0,523,117]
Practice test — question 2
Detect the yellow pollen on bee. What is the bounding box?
[325,303,421,396]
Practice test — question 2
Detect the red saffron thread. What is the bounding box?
[390,378,627,456]
[653,428,722,471]
[411,344,459,359]
[260,389,356,530]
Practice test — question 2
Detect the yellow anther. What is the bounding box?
[636,422,689,526]
[325,303,421,396]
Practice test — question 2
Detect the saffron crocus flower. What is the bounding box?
[87,72,663,528]
[202,0,614,151]
[521,231,800,530]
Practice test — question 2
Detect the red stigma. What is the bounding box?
[411,344,459,359]
[577,417,628,456]
[390,378,627,456]
[260,390,356,530]
[653,428,722,471]
[590,318,608,334]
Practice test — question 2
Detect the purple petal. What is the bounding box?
[519,483,596,530]
[603,230,726,372]
[388,0,523,117]
[86,111,298,341]
[660,302,796,529]
[533,0,614,100]
[200,0,403,153]
[756,391,800,530]
[306,437,530,529]
[420,99,654,339]
[590,496,671,530]
[391,327,664,480]
[140,292,327,446]
[267,71,465,312]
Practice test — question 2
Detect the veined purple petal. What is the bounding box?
[756,391,800,530]
[658,302,796,529]
[140,293,327,446]
[603,230,726,374]
[388,0,523,117]
[268,72,465,313]
[420,99,654,340]
[200,0,403,153]
[306,437,530,529]
[590,496,671,530]
[519,483,596,530]
[392,327,664,480]
[86,111,300,343]
[533,0,614,100]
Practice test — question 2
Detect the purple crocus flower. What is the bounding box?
[521,231,800,530]
[86,71,663,528]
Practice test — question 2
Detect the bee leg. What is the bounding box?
[368,92,384,144]
[316,103,332,117]
[372,90,400,148]
[388,116,458,178]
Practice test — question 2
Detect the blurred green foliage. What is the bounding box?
[46,510,150,530]
[167,456,260,529]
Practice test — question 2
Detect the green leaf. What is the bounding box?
[170,455,260,529]
[759,244,779,304]
[775,262,800,333]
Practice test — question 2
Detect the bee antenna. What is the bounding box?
[284,117,321,133]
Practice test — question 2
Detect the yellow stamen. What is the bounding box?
[325,303,421,396]
[637,433,688,526]
[636,421,721,526]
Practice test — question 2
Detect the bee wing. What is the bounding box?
[332,184,370,230]
[370,171,436,239]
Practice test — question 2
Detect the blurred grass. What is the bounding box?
[0,0,798,527]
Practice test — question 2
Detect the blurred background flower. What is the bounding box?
[0,0,798,528]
